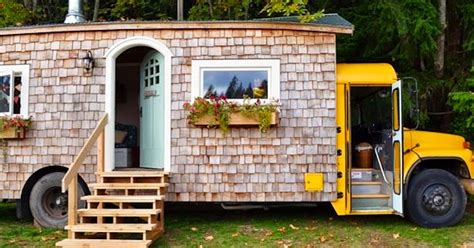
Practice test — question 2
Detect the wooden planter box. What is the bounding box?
[192,112,279,126]
[0,127,26,139]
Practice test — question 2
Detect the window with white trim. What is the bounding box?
[0,65,29,116]
[191,60,280,102]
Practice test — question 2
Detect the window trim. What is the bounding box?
[191,59,280,103]
[0,64,30,117]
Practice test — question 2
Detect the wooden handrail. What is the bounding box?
[62,114,108,192]
[62,113,108,237]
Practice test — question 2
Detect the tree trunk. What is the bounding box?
[207,0,214,19]
[93,0,100,22]
[434,0,446,78]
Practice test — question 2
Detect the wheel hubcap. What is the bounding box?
[42,187,68,218]
[422,184,453,215]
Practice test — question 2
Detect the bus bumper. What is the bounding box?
[462,179,474,195]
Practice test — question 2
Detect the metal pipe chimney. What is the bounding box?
[64,0,85,24]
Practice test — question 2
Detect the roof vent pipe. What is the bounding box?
[64,0,85,24]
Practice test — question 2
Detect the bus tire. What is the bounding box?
[29,172,86,228]
[407,169,466,228]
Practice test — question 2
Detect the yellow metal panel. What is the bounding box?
[305,173,323,191]
[336,63,398,85]
[331,83,349,215]
[403,130,474,179]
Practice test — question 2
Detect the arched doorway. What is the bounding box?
[104,37,172,172]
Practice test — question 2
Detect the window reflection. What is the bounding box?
[203,70,268,99]
[0,75,11,113]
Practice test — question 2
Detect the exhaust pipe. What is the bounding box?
[64,0,85,24]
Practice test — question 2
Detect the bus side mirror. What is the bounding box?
[402,77,420,129]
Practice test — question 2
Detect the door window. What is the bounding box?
[392,88,400,131]
[143,57,160,88]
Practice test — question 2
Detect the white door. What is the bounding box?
[392,80,404,214]
[139,51,165,169]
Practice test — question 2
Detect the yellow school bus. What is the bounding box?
[328,63,474,227]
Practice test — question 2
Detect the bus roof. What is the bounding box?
[336,63,398,85]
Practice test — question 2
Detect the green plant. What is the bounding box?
[0,115,32,163]
[449,68,474,142]
[240,98,278,133]
[260,0,324,23]
[0,0,30,27]
[183,96,278,134]
[0,115,32,132]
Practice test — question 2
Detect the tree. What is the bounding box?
[261,0,324,23]
[0,0,30,27]
[336,0,440,71]
[93,0,100,22]
[188,0,265,21]
[244,83,254,98]
[225,75,239,98]
[109,0,175,21]
[449,67,474,142]
[204,85,217,98]
[235,82,244,98]
[434,0,446,78]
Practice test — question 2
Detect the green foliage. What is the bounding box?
[460,1,474,52]
[449,68,474,142]
[0,115,32,132]
[261,0,324,23]
[183,96,278,134]
[29,0,68,24]
[109,0,174,21]
[336,0,439,69]
[188,0,265,21]
[184,96,238,134]
[0,0,30,27]
[240,98,279,133]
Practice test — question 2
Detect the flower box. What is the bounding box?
[192,112,279,126]
[0,127,26,139]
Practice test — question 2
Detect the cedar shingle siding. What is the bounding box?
[1,25,340,201]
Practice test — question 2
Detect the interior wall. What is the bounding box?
[115,64,140,128]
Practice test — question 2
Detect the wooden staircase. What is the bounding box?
[351,168,392,212]
[55,115,169,247]
[57,171,168,248]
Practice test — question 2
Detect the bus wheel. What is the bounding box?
[29,172,86,228]
[407,169,467,228]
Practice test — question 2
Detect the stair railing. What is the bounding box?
[61,114,108,238]
[374,145,392,186]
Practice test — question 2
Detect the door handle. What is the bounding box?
[140,107,142,118]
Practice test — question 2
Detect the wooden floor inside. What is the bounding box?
[56,171,169,248]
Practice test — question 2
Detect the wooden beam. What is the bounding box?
[67,176,77,238]
[62,114,108,192]
[97,130,105,183]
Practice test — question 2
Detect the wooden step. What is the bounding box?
[82,195,165,203]
[78,209,161,217]
[56,239,152,248]
[97,171,169,177]
[97,172,169,184]
[90,183,169,190]
[351,206,393,212]
[66,223,156,233]
[352,194,390,198]
[351,168,376,171]
[352,181,382,185]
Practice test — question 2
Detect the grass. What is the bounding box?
[0,196,473,247]
[0,202,66,247]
